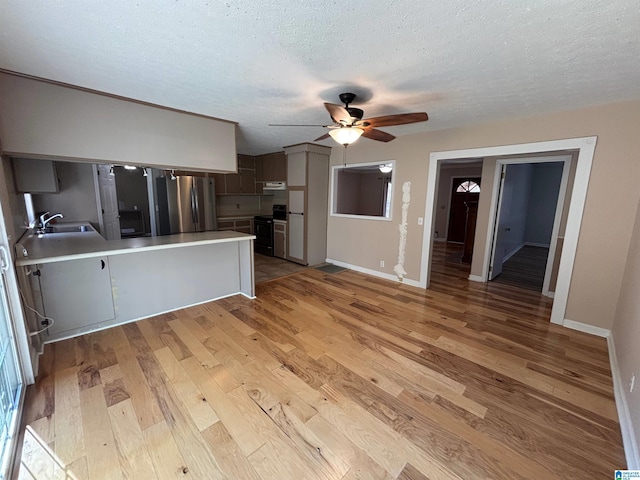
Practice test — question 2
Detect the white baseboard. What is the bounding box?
[525,242,551,248]
[608,334,640,469]
[468,274,485,282]
[561,318,610,337]
[325,258,422,288]
[503,243,525,262]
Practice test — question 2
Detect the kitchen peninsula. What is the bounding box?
[15,225,255,342]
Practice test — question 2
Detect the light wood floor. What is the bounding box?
[17,242,625,479]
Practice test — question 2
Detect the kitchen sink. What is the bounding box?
[49,224,91,233]
[38,223,95,234]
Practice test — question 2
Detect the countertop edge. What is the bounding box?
[16,233,256,266]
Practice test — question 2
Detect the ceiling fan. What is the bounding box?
[270,92,429,146]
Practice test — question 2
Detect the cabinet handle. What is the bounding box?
[101,260,106,270]
[288,211,304,215]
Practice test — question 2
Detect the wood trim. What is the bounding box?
[0,68,238,125]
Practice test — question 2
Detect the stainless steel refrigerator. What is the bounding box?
[156,175,217,234]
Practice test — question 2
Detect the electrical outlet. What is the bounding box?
[418,217,423,226]
[379,260,384,268]
[631,374,636,393]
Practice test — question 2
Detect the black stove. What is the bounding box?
[254,215,274,256]
[254,205,287,256]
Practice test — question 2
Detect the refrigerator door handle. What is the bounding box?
[190,185,197,225]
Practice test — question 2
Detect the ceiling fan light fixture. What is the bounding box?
[329,127,364,146]
[379,163,393,173]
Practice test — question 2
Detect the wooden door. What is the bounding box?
[447,177,480,243]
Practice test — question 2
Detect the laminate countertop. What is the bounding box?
[15,226,255,266]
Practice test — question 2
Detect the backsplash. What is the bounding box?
[216,191,287,218]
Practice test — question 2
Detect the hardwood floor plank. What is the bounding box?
[201,421,261,479]
[180,355,266,456]
[54,366,84,465]
[227,386,330,480]
[154,346,220,431]
[107,398,157,479]
[114,343,164,430]
[80,385,122,480]
[19,241,626,478]
[168,319,221,370]
[153,382,226,479]
[142,421,192,480]
[397,463,430,480]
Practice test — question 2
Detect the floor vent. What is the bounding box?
[315,264,348,274]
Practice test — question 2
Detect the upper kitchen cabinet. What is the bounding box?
[214,155,257,195]
[255,152,287,182]
[0,72,237,172]
[12,158,59,193]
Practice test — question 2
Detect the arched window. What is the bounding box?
[456,180,480,193]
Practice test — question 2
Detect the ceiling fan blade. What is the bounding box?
[362,128,395,142]
[362,112,428,128]
[324,102,352,124]
[314,133,331,141]
[268,124,328,127]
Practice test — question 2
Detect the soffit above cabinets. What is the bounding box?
[1,1,639,155]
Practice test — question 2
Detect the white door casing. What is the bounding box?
[488,165,508,280]
[421,137,596,326]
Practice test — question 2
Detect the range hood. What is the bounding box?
[263,181,286,191]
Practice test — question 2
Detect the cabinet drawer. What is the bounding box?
[274,223,286,232]
[218,221,235,229]
[235,226,252,234]
[235,220,251,227]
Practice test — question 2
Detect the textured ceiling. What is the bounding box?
[1,1,639,155]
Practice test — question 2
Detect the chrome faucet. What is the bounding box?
[39,212,64,231]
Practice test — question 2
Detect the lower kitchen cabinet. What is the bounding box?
[217,217,253,234]
[38,256,115,336]
[274,220,286,258]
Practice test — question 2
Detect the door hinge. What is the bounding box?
[489,266,492,272]
[32,269,41,277]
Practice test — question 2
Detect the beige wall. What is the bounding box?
[0,73,237,172]
[611,197,640,461]
[326,100,640,330]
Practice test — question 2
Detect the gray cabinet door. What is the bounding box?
[287,189,306,264]
[39,257,115,336]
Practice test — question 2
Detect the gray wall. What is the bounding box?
[497,163,533,258]
[32,161,99,228]
[524,163,564,245]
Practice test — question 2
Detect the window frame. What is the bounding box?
[329,160,396,221]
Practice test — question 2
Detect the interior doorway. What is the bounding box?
[421,137,596,326]
[488,157,570,297]
[447,177,481,243]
